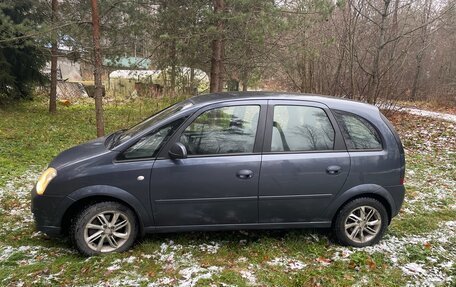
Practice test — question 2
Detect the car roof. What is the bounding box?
[188,91,379,115]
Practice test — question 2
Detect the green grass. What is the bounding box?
[0,95,186,186]
[0,98,454,286]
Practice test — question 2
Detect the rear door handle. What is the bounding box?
[326,165,342,175]
[236,169,254,179]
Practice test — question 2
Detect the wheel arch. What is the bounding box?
[61,185,153,236]
[327,184,395,225]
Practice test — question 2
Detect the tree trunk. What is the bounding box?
[210,0,225,93]
[190,67,195,94]
[242,82,248,91]
[227,79,239,91]
[241,70,248,91]
[411,0,433,101]
[219,32,224,91]
[90,0,105,137]
[49,0,58,113]
[367,0,391,104]
[170,39,177,93]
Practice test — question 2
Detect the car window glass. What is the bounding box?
[180,105,260,155]
[271,106,334,152]
[334,111,382,150]
[120,118,185,160]
[111,100,192,148]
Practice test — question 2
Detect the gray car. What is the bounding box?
[31,92,405,255]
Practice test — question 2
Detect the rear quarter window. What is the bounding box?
[333,110,382,150]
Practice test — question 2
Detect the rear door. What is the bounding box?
[259,100,350,223]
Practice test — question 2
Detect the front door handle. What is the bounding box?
[236,169,254,179]
[326,165,342,175]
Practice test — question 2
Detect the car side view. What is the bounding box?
[31,92,405,255]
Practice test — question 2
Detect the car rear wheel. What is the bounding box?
[70,201,137,256]
[334,197,388,247]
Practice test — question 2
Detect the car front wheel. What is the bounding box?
[70,201,138,256]
[334,197,388,247]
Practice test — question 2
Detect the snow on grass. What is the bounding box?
[239,268,257,286]
[0,111,453,286]
[0,244,74,265]
[267,257,307,271]
[151,240,224,286]
[95,240,225,286]
[400,107,456,123]
[89,274,149,287]
[333,220,455,286]
[0,168,40,216]
[198,241,220,254]
[0,169,42,238]
[106,256,138,271]
[395,117,455,215]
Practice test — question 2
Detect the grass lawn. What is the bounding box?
[0,97,454,286]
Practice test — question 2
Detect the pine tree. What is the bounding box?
[0,0,47,103]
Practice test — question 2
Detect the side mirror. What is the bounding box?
[168,142,187,159]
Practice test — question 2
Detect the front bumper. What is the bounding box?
[31,187,74,236]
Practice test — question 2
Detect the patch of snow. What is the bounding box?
[199,242,220,254]
[331,249,353,262]
[107,262,122,271]
[333,220,456,286]
[400,107,456,123]
[146,240,224,286]
[267,257,306,271]
[125,256,137,264]
[401,263,427,276]
[149,277,174,286]
[0,245,73,264]
[178,265,223,287]
[236,257,248,263]
[90,275,149,287]
[240,270,257,285]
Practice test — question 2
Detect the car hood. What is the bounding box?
[50,137,110,169]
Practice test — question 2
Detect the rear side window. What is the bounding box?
[333,111,382,150]
[271,105,335,152]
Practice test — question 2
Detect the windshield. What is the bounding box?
[107,100,193,149]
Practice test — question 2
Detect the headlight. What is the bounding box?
[36,168,57,195]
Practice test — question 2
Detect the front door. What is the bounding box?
[259,101,350,223]
[150,101,267,226]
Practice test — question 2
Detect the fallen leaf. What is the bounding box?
[316,257,332,265]
[367,257,376,270]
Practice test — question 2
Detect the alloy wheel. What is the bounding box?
[83,210,131,253]
[344,205,382,244]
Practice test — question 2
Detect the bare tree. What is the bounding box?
[49,0,58,113]
[411,0,433,100]
[90,0,105,137]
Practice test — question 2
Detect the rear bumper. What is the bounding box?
[385,185,405,217]
[31,187,74,236]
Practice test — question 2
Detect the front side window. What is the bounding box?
[180,105,260,155]
[333,111,382,150]
[119,118,185,160]
[109,100,193,148]
[271,106,335,152]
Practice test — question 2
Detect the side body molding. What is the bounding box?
[67,185,154,229]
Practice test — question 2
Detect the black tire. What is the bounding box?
[70,201,138,256]
[334,197,389,247]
